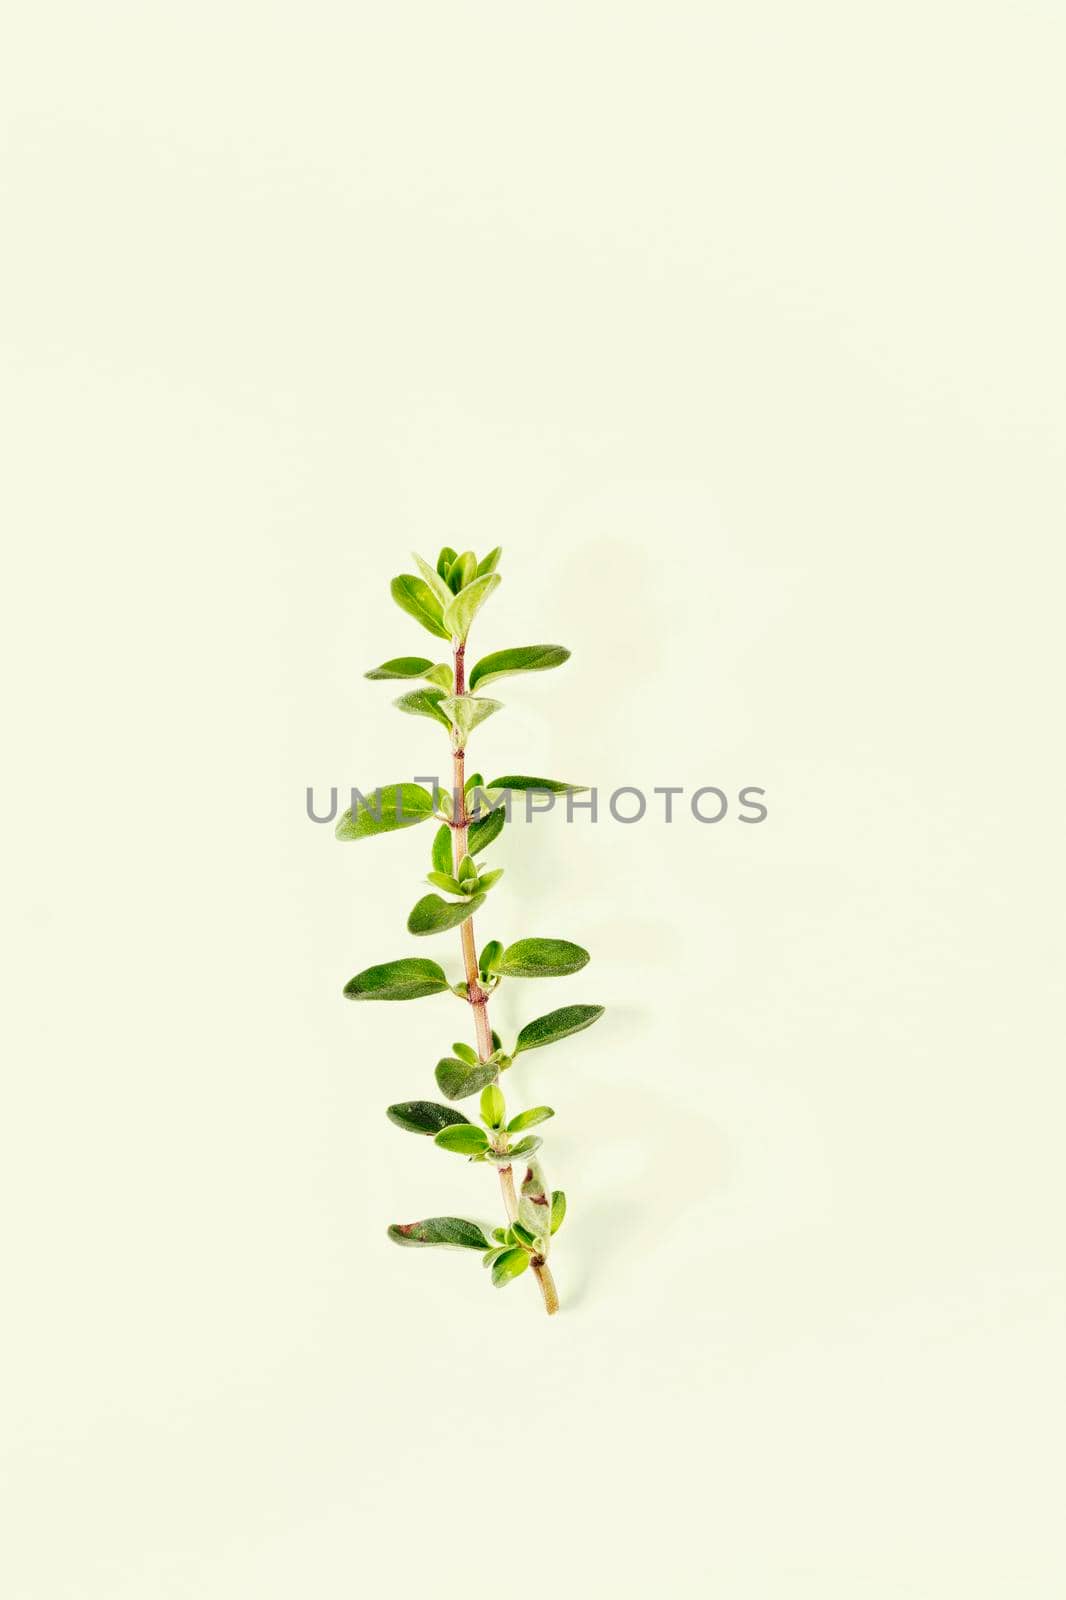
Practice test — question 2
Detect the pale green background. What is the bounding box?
[2,4,1064,1597]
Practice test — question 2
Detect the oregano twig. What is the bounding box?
[338,546,605,1316]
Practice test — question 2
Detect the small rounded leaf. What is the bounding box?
[495,939,590,978]
[388,1216,490,1250]
[480,1084,505,1128]
[434,1124,490,1156]
[344,958,449,1001]
[514,1004,605,1054]
[435,1056,500,1101]
[491,1246,531,1287]
[408,892,486,936]
[387,1101,471,1136]
[506,1106,554,1133]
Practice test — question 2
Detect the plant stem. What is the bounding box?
[451,639,558,1312]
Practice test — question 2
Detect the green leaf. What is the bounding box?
[388,1216,491,1250]
[390,574,450,640]
[452,1041,479,1067]
[393,687,452,730]
[457,853,478,883]
[335,783,435,842]
[487,775,587,794]
[447,550,477,592]
[468,806,505,854]
[550,1191,566,1235]
[387,1101,471,1136]
[477,868,504,893]
[413,552,456,612]
[434,1124,490,1156]
[519,1159,552,1242]
[469,644,570,692]
[464,771,483,793]
[435,1055,500,1101]
[495,939,590,978]
[343,958,449,1001]
[364,656,434,680]
[479,939,504,973]
[480,1084,505,1128]
[437,546,458,578]
[443,573,502,642]
[431,823,454,875]
[506,1106,554,1133]
[491,1246,530,1287]
[439,694,503,740]
[476,546,502,578]
[408,892,485,936]
[509,1135,544,1160]
[511,1221,538,1250]
[481,1244,512,1269]
[426,871,464,896]
[423,663,454,689]
[514,1004,605,1054]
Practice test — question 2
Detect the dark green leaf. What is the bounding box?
[387,1101,471,1136]
[364,656,434,680]
[514,1004,605,1054]
[491,1246,530,1286]
[469,806,505,854]
[435,1055,500,1100]
[431,823,453,875]
[487,774,588,794]
[495,939,590,978]
[388,1216,490,1250]
[408,892,485,936]
[443,573,501,642]
[343,958,449,1001]
[469,644,570,692]
[506,1106,554,1133]
[476,546,502,578]
[390,574,450,640]
[434,1124,490,1156]
[335,783,435,842]
[550,1191,566,1235]
[393,687,452,729]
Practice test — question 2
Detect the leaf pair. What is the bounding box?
[392,551,502,644]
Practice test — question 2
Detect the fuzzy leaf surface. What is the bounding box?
[390,574,450,639]
[442,573,501,641]
[495,939,590,978]
[408,892,485,936]
[469,644,570,692]
[387,1217,491,1250]
[514,1004,605,1053]
[343,958,449,1001]
[335,784,435,842]
[386,1101,471,1136]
